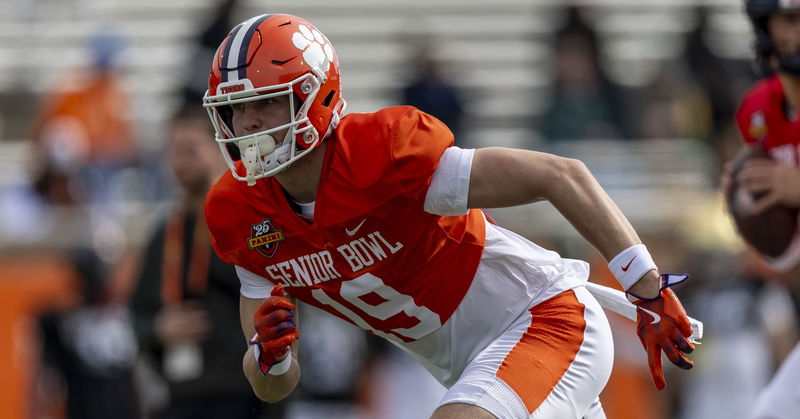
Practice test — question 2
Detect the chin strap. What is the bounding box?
[240,140,294,185]
[237,128,308,184]
[262,142,294,173]
[238,134,284,186]
[239,133,278,186]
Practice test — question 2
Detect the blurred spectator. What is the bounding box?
[400,41,466,144]
[635,56,711,141]
[286,306,446,419]
[684,8,750,142]
[634,6,754,170]
[180,0,240,106]
[37,248,140,419]
[129,106,278,419]
[537,6,631,142]
[286,303,372,419]
[682,7,757,175]
[365,343,448,419]
[28,29,138,209]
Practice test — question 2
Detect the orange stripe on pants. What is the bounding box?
[496,289,587,414]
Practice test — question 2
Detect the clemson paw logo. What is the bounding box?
[292,25,334,74]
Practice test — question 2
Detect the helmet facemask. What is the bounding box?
[204,14,346,186]
[204,73,322,185]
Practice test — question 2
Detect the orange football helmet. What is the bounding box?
[203,14,346,184]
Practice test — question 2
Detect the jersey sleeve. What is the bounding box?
[424,146,474,216]
[390,108,455,198]
[235,265,274,299]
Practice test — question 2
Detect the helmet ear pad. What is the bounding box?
[291,59,343,150]
[301,89,335,148]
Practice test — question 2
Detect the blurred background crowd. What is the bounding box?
[0,0,796,418]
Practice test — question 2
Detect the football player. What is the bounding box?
[730,1,800,418]
[202,14,696,419]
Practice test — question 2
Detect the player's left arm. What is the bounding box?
[469,147,646,271]
[468,147,694,389]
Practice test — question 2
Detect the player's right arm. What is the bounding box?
[465,147,694,389]
[239,289,301,402]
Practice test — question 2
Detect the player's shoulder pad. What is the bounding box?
[389,107,454,196]
[335,106,422,145]
[332,106,453,197]
[387,105,453,163]
[333,105,453,169]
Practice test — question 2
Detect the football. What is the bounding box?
[725,147,799,258]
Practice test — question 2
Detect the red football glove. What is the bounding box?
[627,274,695,390]
[249,286,299,375]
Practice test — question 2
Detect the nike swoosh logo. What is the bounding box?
[621,256,637,272]
[345,218,366,236]
[638,307,661,324]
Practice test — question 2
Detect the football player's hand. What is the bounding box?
[627,274,695,390]
[738,159,800,214]
[249,286,299,375]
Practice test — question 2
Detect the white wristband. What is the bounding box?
[251,333,293,376]
[608,244,658,290]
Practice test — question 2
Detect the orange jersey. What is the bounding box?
[206,106,486,342]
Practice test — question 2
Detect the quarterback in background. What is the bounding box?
[203,14,696,419]
[730,1,800,418]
